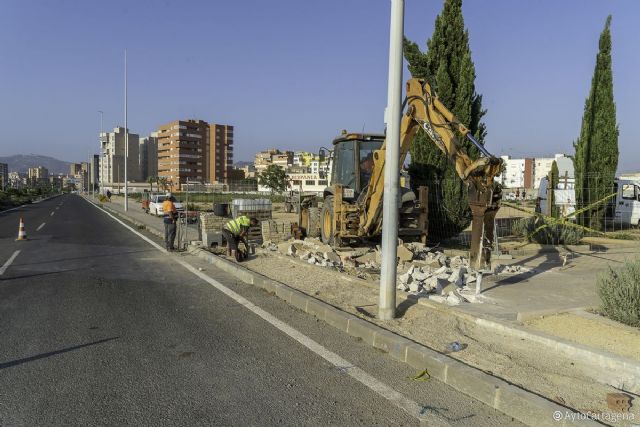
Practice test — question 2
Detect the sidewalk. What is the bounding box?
[92,195,200,245]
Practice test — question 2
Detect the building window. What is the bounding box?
[305,180,315,185]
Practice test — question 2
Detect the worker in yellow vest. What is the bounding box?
[223,215,258,259]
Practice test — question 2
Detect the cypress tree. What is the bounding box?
[403,0,486,239]
[573,16,619,230]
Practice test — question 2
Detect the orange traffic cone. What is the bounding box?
[16,217,28,241]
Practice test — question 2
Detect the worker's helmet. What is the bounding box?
[166,192,172,198]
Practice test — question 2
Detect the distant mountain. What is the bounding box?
[234,160,253,168]
[0,154,71,175]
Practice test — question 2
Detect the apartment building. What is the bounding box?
[157,119,208,191]
[209,124,233,184]
[28,166,49,187]
[69,163,82,176]
[139,132,159,181]
[0,163,8,191]
[100,127,141,185]
[254,149,293,174]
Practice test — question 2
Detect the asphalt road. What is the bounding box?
[0,195,522,426]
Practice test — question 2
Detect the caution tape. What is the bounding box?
[500,191,618,246]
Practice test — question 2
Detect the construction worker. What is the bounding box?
[163,192,178,251]
[222,215,258,260]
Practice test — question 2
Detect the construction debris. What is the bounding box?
[262,237,490,305]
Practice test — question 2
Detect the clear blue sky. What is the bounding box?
[1,0,638,171]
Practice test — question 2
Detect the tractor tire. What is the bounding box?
[321,196,334,245]
[307,207,321,238]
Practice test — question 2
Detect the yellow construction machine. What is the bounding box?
[300,78,504,270]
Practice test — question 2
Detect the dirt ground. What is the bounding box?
[241,250,639,423]
[527,312,640,361]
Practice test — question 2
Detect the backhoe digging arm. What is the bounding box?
[361,78,503,270]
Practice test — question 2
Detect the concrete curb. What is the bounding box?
[189,246,599,427]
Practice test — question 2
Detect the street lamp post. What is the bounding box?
[124,49,129,211]
[98,110,103,197]
[379,0,404,320]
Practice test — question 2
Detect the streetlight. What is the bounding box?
[98,110,104,197]
[379,0,404,320]
[124,49,129,211]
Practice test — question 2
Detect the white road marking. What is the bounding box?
[50,211,55,217]
[85,198,447,426]
[37,222,46,231]
[56,206,60,210]
[0,250,21,275]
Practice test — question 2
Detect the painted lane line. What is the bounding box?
[36,222,46,231]
[50,211,55,217]
[85,198,447,426]
[0,250,21,276]
[56,206,60,210]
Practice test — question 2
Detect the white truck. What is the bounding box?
[607,179,640,227]
[148,194,184,217]
[537,176,576,219]
[538,177,640,227]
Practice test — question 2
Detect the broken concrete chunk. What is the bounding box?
[446,291,462,305]
[298,251,311,261]
[396,245,414,262]
[448,267,466,286]
[324,251,342,265]
[287,245,297,256]
[411,270,430,282]
[408,281,421,293]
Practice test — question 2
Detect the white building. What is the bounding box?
[258,172,329,195]
[100,127,141,185]
[499,156,525,188]
[533,154,568,189]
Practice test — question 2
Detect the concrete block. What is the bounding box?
[495,383,591,427]
[274,285,293,303]
[373,330,410,361]
[404,344,449,382]
[324,307,349,331]
[346,318,376,346]
[397,244,414,262]
[305,298,327,321]
[288,289,309,312]
[445,360,501,407]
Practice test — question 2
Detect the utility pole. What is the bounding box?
[379,0,404,320]
[124,49,129,211]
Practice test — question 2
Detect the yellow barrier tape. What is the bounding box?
[500,191,618,246]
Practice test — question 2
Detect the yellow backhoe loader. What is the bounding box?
[300,78,504,270]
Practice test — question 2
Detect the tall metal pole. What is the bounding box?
[98,110,103,195]
[379,0,404,320]
[124,49,129,211]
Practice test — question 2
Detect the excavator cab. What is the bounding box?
[329,132,385,199]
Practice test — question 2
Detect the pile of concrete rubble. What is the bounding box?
[261,237,534,306]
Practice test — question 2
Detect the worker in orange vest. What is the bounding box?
[163,193,178,251]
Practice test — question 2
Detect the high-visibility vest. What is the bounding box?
[225,216,250,236]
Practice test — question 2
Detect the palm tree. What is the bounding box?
[158,177,169,192]
[147,176,156,193]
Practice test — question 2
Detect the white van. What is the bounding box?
[608,179,640,227]
[537,176,576,219]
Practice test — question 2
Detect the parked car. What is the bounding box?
[148,194,184,216]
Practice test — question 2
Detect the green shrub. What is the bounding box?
[512,216,583,245]
[598,259,640,327]
[607,232,636,240]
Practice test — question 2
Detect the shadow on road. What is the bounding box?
[10,249,156,268]
[0,336,120,370]
[0,268,87,281]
